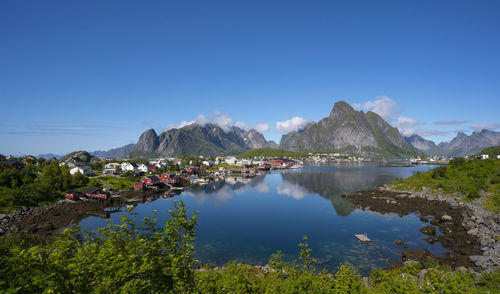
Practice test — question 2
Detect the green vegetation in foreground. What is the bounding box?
[239,148,307,159]
[390,158,500,212]
[1,201,499,293]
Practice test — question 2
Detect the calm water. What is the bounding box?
[77,163,444,273]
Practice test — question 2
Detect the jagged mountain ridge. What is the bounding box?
[280,101,421,157]
[405,131,500,157]
[437,130,500,157]
[128,124,276,158]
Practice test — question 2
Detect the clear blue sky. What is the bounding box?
[1,0,499,155]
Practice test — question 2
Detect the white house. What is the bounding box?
[138,163,151,173]
[103,163,121,175]
[224,156,237,165]
[497,155,500,159]
[202,160,215,166]
[70,165,93,176]
[239,159,252,166]
[121,162,138,173]
[154,162,165,169]
[480,154,489,160]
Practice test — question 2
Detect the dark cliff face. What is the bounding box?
[281,101,421,157]
[279,122,314,150]
[243,129,277,149]
[128,124,276,158]
[129,129,159,157]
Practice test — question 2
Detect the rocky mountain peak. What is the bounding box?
[329,100,356,119]
[129,128,159,157]
[280,101,421,157]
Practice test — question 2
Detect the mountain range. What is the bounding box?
[116,100,500,159]
[129,124,277,158]
[405,130,500,157]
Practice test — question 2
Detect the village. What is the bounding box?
[56,154,304,203]
[3,151,497,206]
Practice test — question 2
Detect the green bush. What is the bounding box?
[1,201,500,292]
[431,165,447,179]
[0,201,198,293]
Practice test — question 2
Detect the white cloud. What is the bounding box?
[183,186,235,205]
[165,114,210,131]
[395,116,421,136]
[396,116,419,128]
[213,111,234,132]
[253,181,270,193]
[276,182,313,200]
[401,128,450,137]
[435,120,468,125]
[194,114,210,126]
[234,121,250,130]
[254,123,270,133]
[470,123,500,132]
[353,96,399,121]
[276,116,314,133]
[165,111,271,134]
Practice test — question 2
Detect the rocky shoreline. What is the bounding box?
[0,186,175,238]
[2,184,499,274]
[0,200,117,237]
[343,186,500,273]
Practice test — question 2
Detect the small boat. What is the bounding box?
[354,233,371,242]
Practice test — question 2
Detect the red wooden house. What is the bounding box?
[185,167,200,174]
[243,164,255,173]
[65,190,82,200]
[258,163,271,170]
[141,175,161,186]
[169,175,182,184]
[81,188,110,200]
[134,182,146,191]
[160,173,175,182]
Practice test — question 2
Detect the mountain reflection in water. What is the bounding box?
[280,166,399,216]
[76,163,442,274]
[184,163,414,217]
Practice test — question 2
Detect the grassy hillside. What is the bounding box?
[59,150,98,163]
[365,112,422,158]
[390,158,500,212]
[239,148,307,159]
[476,146,500,158]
